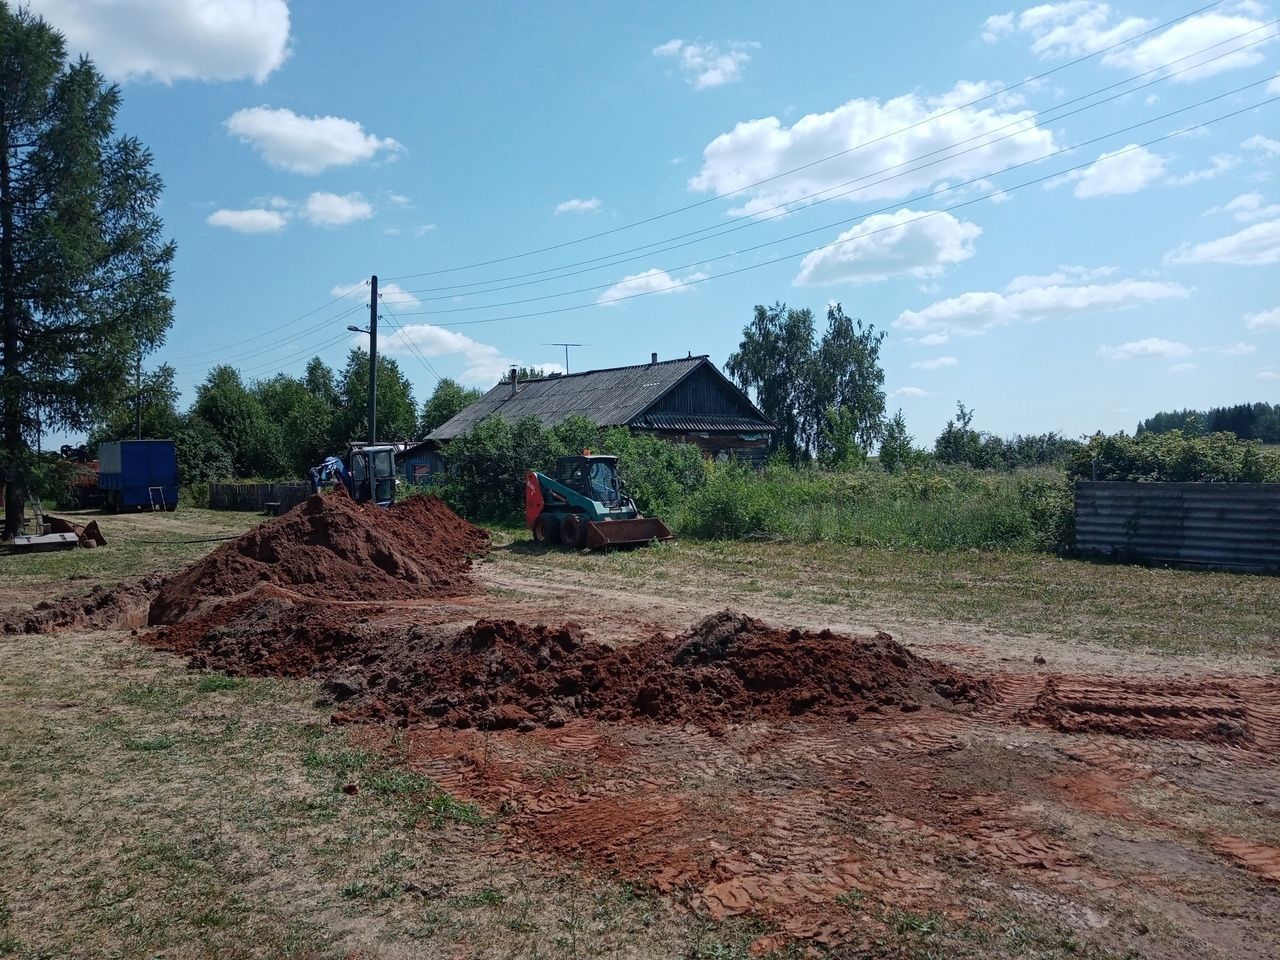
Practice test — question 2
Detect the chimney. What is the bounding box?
[650,352,658,365]
[509,365,518,398]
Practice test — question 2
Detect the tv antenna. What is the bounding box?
[544,342,586,373]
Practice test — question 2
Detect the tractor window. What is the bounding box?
[351,454,367,483]
[589,461,621,506]
[373,449,394,478]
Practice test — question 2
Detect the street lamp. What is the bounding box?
[347,315,377,445]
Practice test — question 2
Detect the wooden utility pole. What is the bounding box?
[134,349,142,439]
[368,274,378,445]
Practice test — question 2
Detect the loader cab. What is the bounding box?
[554,455,624,507]
[350,445,398,506]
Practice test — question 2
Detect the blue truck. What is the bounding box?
[97,440,179,512]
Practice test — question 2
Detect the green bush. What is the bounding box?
[1069,430,1280,483]
[679,462,781,539]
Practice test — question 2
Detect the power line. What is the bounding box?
[386,92,1277,330]
[163,290,357,361]
[379,307,444,384]
[169,301,366,376]
[386,79,1277,322]
[391,25,1277,303]
[382,0,1227,283]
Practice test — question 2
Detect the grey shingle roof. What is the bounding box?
[427,356,770,440]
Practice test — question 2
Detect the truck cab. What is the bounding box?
[350,445,398,506]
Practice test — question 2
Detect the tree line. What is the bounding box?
[1136,403,1280,444]
[89,353,483,483]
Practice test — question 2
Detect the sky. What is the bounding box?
[27,0,1280,448]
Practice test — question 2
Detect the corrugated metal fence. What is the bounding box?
[1075,481,1280,572]
[208,482,310,513]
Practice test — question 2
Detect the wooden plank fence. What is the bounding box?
[208,482,310,513]
[1075,481,1280,573]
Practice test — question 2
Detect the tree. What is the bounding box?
[88,362,181,447]
[812,304,886,456]
[191,365,284,478]
[253,373,334,476]
[726,302,816,463]
[878,410,917,472]
[420,377,481,435]
[332,348,417,444]
[727,301,887,464]
[1,6,175,536]
[174,414,232,485]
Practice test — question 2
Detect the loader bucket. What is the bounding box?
[585,517,675,550]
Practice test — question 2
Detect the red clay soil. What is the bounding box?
[335,610,992,732]
[148,489,488,626]
[1023,675,1254,744]
[0,575,162,635]
[146,585,388,677]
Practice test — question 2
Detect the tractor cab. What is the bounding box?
[553,455,626,508]
[350,445,398,506]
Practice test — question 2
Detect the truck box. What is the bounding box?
[98,440,179,512]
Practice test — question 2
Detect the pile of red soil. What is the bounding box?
[148,490,488,626]
[1,575,162,635]
[146,585,385,677]
[336,610,992,732]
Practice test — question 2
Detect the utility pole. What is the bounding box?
[368,274,378,445]
[134,349,142,440]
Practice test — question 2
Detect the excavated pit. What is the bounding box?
[0,575,162,635]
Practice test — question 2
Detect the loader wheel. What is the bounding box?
[560,514,585,548]
[532,513,559,545]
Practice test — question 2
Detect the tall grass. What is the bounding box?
[673,463,1073,552]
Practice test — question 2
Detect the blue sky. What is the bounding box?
[30,0,1280,447]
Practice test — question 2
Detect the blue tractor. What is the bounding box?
[309,445,398,506]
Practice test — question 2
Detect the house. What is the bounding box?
[396,439,446,485]
[426,354,775,465]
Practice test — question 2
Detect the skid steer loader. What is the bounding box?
[525,454,674,550]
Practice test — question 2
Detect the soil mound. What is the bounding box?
[1,575,162,635]
[148,491,488,625]
[337,610,992,732]
[147,585,382,677]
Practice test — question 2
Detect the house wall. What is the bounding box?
[399,450,447,485]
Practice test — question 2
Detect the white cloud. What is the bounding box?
[794,209,981,285]
[1166,153,1240,187]
[1050,145,1166,198]
[689,82,1057,216]
[1168,362,1197,373]
[596,268,707,305]
[892,386,930,397]
[1167,219,1280,266]
[388,194,411,207]
[226,106,401,174]
[376,323,564,386]
[1243,134,1280,156]
[982,12,1015,43]
[1245,306,1280,330]
[990,4,1278,82]
[301,192,373,227]
[896,277,1189,336]
[915,332,950,345]
[1270,74,1280,95]
[1097,338,1192,360]
[1256,370,1279,380]
[1004,264,1117,292]
[206,208,287,233]
[1206,192,1280,223]
[910,356,958,370]
[414,224,438,237]
[555,197,602,215]
[332,280,421,309]
[26,0,289,83]
[1210,341,1258,355]
[653,38,760,89]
